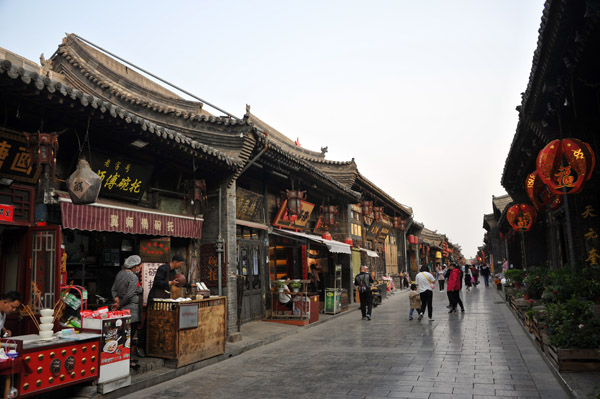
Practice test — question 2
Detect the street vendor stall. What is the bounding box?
[1,332,101,398]
[146,297,226,368]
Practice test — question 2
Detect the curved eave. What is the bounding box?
[0,59,242,170]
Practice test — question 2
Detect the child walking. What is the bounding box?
[408,283,422,320]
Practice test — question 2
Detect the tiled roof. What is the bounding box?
[0,53,242,168]
[420,227,445,248]
[492,194,513,215]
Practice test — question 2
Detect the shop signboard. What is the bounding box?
[140,237,171,263]
[200,243,227,287]
[0,130,42,183]
[178,302,199,330]
[0,204,14,222]
[236,187,264,223]
[272,199,314,231]
[366,221,383,240]
[142,262,163,305]
[90,152,153,201]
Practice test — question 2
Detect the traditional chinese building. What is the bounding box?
[482,194,512,273]
[501,0,600,270]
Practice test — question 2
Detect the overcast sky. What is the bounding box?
[1,0,545,258]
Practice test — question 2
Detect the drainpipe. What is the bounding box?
[217,185,223,296]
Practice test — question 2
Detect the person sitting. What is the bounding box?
[279,277,293,312]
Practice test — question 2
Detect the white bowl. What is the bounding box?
[39,330,53,339]
[40,309,54,317]
[40,316,54,324]
[39,324,53,331]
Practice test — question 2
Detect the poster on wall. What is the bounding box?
[142,262,163,305]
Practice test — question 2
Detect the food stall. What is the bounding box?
[1,332,101,398]
[146,296,226,368]
[267,280,319,325]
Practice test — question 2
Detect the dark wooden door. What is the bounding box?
[238,241,264,322]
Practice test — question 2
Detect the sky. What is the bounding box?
[0,0,545,258]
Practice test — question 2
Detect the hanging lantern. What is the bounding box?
[507,204,537,232]
[344,237,353,246]
[321,231,332,240]
[66,157,102,205]
[320,205,338,227]
[525,171,562,211]
[536,138,596,195]
[286,190,306,216]
[393,216,405,231]
[25,132,59,174]
[362,201,373,215]
[373,206,384,221]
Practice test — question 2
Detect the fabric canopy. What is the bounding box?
[59,194,203,238]
[359,248,379,258]
[272,228,352,254]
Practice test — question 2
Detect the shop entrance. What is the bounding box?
[237,225,265,322]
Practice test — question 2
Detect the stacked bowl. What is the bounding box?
[39,309,54,340]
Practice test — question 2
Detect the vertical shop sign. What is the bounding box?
[200,243,227,287]
[142,262,163,305]
[581,203,599,266]
[301,245,308,279]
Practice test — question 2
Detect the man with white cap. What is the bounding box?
[111,255,143,363]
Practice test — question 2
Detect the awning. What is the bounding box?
[272,228,351,255]
[360,248,379,258]
[236,219,268,230]
[58,194,203,238]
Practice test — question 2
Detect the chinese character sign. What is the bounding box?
[142,262,163,305]
[90,152,153,201]
[0,131,42,183]
[200,243,227,287]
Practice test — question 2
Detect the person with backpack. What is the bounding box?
[354,265,374,320]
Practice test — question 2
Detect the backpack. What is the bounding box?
[357,274,369,293]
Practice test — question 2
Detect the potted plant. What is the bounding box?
[276,279,286,292]
[505,269,525,288]
[289,280,302,293]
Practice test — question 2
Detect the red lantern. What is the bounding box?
[344,237,353,246]
[25,132,59,174]
[525,171,562,211]
[321,231,332,240]
[286,190,306,216]
[507,204,537,232]
[536,138,596,195]
[393,216,405,231]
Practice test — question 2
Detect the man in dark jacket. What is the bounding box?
[354,265,374,320]
[139,254,189,357]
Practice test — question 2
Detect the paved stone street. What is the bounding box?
[122,286,569,399]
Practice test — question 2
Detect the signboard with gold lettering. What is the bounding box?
[236,187,264,223]
[366,221,383,240]
[0,131,42,183]
[272,199,314,231]
[90,152,153,201]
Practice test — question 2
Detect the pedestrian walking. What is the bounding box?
[471,265,480,287]
[354,265,374,320]
[447,263,465,313]
[481,263,491,287]
[415,265,435,321]
[436,265,446,292]
[464,267,472,291]
[408,283,421,320]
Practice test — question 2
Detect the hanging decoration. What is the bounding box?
[66,157,102,205]
[373,206,384,221]
[24,132,59,175]
[362,200,374,225]
[536,138,596,195]
[507,204,537,232]
[393,216,405,231]
[320,205,338,227]
[286,190,306,216]
[525,171,562,211]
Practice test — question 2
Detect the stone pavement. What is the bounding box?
[113,286,575,399]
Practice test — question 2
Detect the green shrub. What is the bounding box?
[545,297,600,349]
